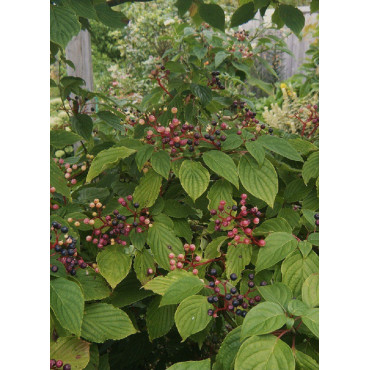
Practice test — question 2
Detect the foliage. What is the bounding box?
[50,1,319,369]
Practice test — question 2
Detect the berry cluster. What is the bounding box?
[229,44,253,59]
[50,222,87,276]
[233,29,249,42]
[167,244,221,275]
[143,107,230,155]
[209,71,225,90]
[52,158,87,185]
[80,197,152,248]
[210,195,266,247]
[50,359,71,370]
[206,270,265,318]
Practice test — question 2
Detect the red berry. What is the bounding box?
[56,360,63,368]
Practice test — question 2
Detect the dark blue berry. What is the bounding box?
[248,273,255,280]
[207,309,214,316]
[61,226,68,233]
[213,296,219,303]
[230,273,237,281]
[55,245,61,252]
[230,287,237,294]
[61,249,67,256]
[51,265,58,273]
[134,203,140,208]
[209,281,215,288]
[260,281,267,286]
[314,213,319,220]
[241,311,247,317]
[225,294,232,300]
[232,205,238,211]
[232,299,239,307]
[70,269,76,276]
[207,296,214,303]
[210,268,217,276]
[68,249,75,256]
[248,281,255,288]
[236,309,242,316]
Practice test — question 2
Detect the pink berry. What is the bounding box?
[192,269,198,275]
[71,179,77,185]
[168,253,175,259]
[189,244,196,251]
[56,360,63,368]
[177,262,183,269]
[178,254,184,260]
[50,187,56,193]
[93,238,98,244]
[259,239,266,247]
[253,218,260,224]
[127,195,133,201]
[86,236,92,242]
[147,268,154,275]
[220,200,226,206]
[52,204,59,210]
[149,115,156,122]
[170,259,176,265]
[195,256,201,262]
[118,197,124,203]
[232,228,238,234]
[170,265,176,271]
[245,228,252,235]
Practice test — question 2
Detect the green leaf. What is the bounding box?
[281,250,319,296]
[97,110,125,133]
[258,135,303,162]
[173,219,193,242]
[288,138,318,156]
[86,146,136,182]
[176,0,193,17]
[135,145,154,171]
[130,229,147,251]
[50,159,72,200]
[287,299,309,316]
[310,0,319,13]
[215,326,242,370]
[295,349,319,370]
[50,336,90,370]
[134,249,155,285]
[65,0,97,19]
[307,232,319,246]
[50,278,84,337]
[71,114,93,140]
[255,232,298,272]
[245,140,265,167]
[152,150,171,179]
[203,151,239,189]
[190,83,213,106]
[133,169,162,208]
[204,236,227,259]
[271,8,284,28]
[110,273,154,307]
[161,275,204,306]
[302,273,319,308]
[50,130,83,148]
[198,4,225,31]
[97,245,132,289]
[50,5,80,48]
[284,179,312,203]
[238,154,278,208]
[298,241,312,258]
[222,134,243,151]
[278,5,305,36]
[207,180,234,210]
[226,244,252,283]
[74,267,111,301]
[165,61,186,73]
[302,151,319,184]
[175,295,213,341]
[147,296,176,341]
[215,51,230,68]
[163,200,192,218]
[147,222,184,270]
[143,275,178,296]
[235,335,295,370]
[241,302,286,339]
[257,283,293,310]
[81,303,137,343]
[254,0,270,10]
[179,160,210,201]
[168,359,211,370]
[94,3,128,28]
[230,2,256,28]
[253,218,292,236]
[301,308,319,338]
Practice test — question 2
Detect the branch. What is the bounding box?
[107,0,154,7]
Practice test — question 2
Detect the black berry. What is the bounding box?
[230,273,237,281]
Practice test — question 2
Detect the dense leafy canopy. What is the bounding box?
[50,0,319,368]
